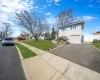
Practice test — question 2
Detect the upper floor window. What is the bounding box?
[70,25,77,30]
[60,27,66,31]
[75,26,76,29]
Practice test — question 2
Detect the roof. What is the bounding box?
[58,21,85,30]
[93,31,100,35]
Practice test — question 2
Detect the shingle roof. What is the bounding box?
[93,31,100,35]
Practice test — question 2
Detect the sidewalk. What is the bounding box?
[16,41,100,80]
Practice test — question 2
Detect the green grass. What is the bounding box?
[15,42,37,59]
[21,40,55,51]
[92,42,100,49]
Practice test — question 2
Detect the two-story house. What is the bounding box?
[58,21,85,44]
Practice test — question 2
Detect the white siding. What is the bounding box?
[39,36,44,40]
[84,35,100,42]
[58,25,82,44]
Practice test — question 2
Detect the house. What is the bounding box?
[84,31,100,42]
[19,32,51,40]
[58,21,85,44]
[20,33,31,39]
[92,31,100,40]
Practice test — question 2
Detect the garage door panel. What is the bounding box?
[70,35,81,44]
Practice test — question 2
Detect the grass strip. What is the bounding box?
[92,43,100,49]
[15,42,37,59]
[22,40,55,51]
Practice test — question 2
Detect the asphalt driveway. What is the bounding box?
[50,44,100,73]
[0,42,26,80]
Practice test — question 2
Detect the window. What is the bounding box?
[70,26,72,30]
[63,27,66,31]
[60,27,66,31]
[75,26,76,29]
[4,38,13,40]
[70,26,76,30]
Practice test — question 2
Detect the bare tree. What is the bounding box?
[1,23,12,37]
[16,10,49,41]
[56,8,73,28]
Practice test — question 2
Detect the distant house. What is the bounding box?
[20,32,50,40]
[93,31,100,35]
[19,33,31,40]
[58,21,85,44]
[92,31,100,40]
[84,31,100,42]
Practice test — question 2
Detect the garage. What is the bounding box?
[70,35,81,44]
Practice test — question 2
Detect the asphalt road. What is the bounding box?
[0,42,26,80]
[50,44,100,73]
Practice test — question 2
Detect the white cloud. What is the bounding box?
[44,5,46,8]
[47,17,56,26]
[34,6,38,9]
[96,0,100,2]
[75,0,79,1]
[82,16,97,21]
[90,0,93,2]
[47,0,61,6]
[88,5,92,7]
[0,0,34,37]
[55,3,60,6]
[45,12,51,15]
[78,16,97,21]
[0,0,34,22]
[54,0,61,2]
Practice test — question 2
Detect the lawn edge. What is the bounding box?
[15,45,32,80]
[15,45,24,60]
[92,45,100,52]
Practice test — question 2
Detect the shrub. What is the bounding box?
[58,36,68,41]
[93,39,99,43]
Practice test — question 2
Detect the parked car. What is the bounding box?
[0,38,2,41]
[2,37,14,46]
[17,37,26,41]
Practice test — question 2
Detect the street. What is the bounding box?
[0,42,26,80]
[50,44,100,73]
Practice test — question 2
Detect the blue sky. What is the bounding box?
[0,0,100,36]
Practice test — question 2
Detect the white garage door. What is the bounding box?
[70,35,81,44]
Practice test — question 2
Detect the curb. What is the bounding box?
[92,45,100,52]
[15,45,32,80]
[15,45,24,60]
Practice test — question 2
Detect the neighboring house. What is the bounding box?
[20,32,50,40]
[58,21,85,44]
[20,33,31,39]
[84,31,100,42]
[93,32,100,40]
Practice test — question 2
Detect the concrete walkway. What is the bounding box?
[16,42,100,80]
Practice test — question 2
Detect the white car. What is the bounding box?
[2,38,14,46]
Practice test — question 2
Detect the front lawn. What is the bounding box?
[15,42,37,59]
[92,43,100,49]
[21,40,55,51]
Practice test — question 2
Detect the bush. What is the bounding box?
[58,36,68,41]
[93,39,99,43]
